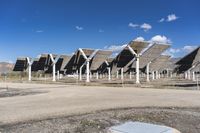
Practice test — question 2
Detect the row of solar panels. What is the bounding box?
[13,40,174,74]
[175,46,200,73]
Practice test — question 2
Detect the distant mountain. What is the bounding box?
[0,62,14,74]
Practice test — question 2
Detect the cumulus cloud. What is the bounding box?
[128,22,152,32]
[75,26,83,31]
[167,14,179,22]
[150,35,171,44]
[128,23,139,28]
[163,45,197,57]
[182,45,197,53]
[159,14,179,22]
[140,23,152,32]
[134,36,145,41]
[104,44,127,52]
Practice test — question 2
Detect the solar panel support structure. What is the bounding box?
[185,72,187,79]
[27,57,33,81]
[107,67,111,81]
[155,71,159,79]
[192,71,196,81]
[49,54,60,82]
[146,62,151,82]
[127,45,140,84]
[78,49,99,83]
[152,71,155,80]
[129,71,132,79]
[79,62,86,81]
[116,71,119,79]
[96,72,99,80]
[188,70,191,80]
[57,70,60,80]
[121,68,124,81]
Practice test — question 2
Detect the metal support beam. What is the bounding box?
[152,71,155,80]
[96,72,99,80]
[136,56,140,84]
[49,54,60,82]
[57,70,60,80]
[27,57,33,82]
[116,71,119,79]
[146,63,150,82]
[86,60,90,82]
[121,68,124,80]
[192,71,196,81]
[129,71,132,79]
[107,67,111,81]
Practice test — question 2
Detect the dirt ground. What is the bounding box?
[0,107,200,133]
[0,78,200,132]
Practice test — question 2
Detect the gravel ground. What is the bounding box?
[0,107,200,133]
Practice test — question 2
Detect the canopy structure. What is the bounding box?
[13,57,28,71]
[97,58,114,74]
[90,50,112,73]
[31,58,39,72]
[149,55,171,72]
[176,46,200,73]
[65,49,95,74]
[110,41,149,74]
[131,43,170,69]
[59,55,72,74]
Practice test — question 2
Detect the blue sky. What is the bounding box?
[0,0,200,62]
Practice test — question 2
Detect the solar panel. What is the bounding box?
[90,50,112,72]
[31,58,39,72]
[44,54,58,73]
[97,58,114,74]
[65,49,95,74]
[176,47,200,73]
[110,41,149,74]
[59,55,72,73]
[13,57,28,71]
[131,43,170,69]
[149,55,171,71]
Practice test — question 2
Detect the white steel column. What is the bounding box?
[192,71,196,81]
[188,71,191,80]
[57,70,60,80]
[27,57,33,82]
[121,68,124,80]
[152,71,155,80]
[116,71,119,79]
[96,72,99,80]
[52,63,56,81]
[49,54,60,82]
[28,65,31,81]
[86,60,90,82]
[155,71,158,79]
[129,71,132,79]
[108,67,111,81]
[146,63,150,82]
[136,56,140,84]
[79,67,82,81]
[185,72,188,79]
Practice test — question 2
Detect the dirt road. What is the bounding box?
[0,82,200,125]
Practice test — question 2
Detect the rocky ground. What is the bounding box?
[0,107,200,133]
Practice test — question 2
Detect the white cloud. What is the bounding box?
[150,35,171,44]
[75,26,83,31]
[134,36,145,41]
[159,14,179,22]
[167,14,178,22]
[36,30,44,33]
[159,18,165,22]
[104,44,127,52]
[140,23,152,32]
[183,45,197,53]
[128,23,139,28]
